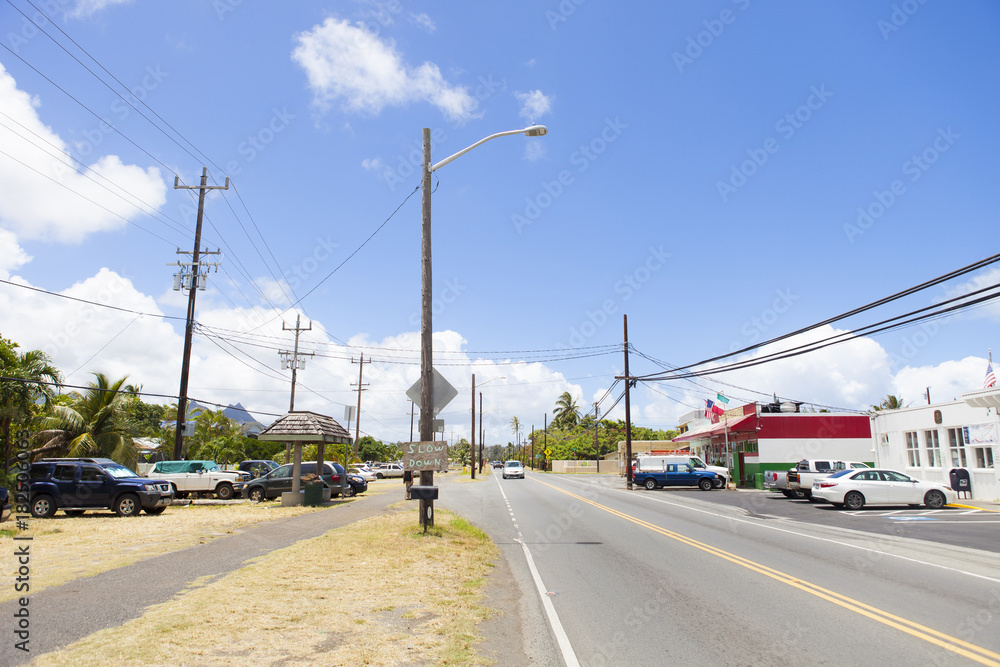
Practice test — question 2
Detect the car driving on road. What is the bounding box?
[502,460,524,479]
[811,468,957,510]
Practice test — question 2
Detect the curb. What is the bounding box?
[949,502,1000,513]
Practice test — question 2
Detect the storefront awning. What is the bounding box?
[672,414,757,442]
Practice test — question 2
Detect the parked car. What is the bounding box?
[373,463,405,479]
[502,460,524,479]
[0,486,11,522]
[786,459,871,499]
[348,465,376,482]
[637,454,729,488]
[811,468,957,510]
[633,463,719,491]
[243,461,367,502]
[238,459,280,479]
[28,458,173,517]
[146,460,249,500]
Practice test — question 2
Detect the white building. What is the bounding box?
[873,387,1000,501]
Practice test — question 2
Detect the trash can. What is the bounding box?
[304,482,324,506]
[754,472,764,490]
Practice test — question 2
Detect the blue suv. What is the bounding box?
[29,458,173,517]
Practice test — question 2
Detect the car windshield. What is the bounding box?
[105,464,139,479]
[828,470,853,478]
[203,462,220,472]
[505,461,520,468]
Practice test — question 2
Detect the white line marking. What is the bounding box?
[613,488,1000,585]
[495,473,579,667]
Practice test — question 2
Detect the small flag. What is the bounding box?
[707,399,724,416]
[716,393,729,405]
[985,361,996,389]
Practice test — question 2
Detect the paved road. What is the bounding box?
[442,471,1000,666]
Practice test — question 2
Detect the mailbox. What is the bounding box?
[409,485,439,500]
[948,468,972,498]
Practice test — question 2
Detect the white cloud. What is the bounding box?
[523,142,546,162]
[0,63,167,244]
[67,0,133,18]
[945,266,1000,321]
[291,17,479,123]
[410,13,435,32]
[893,356,988,405]
[361,157,383,171]
[0,228,31,279]
[515,89,552,122]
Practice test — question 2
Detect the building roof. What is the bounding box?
[257,411,352,444]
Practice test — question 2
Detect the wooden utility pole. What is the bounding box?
[622,315,634,489]
[345,354,370,496]
[173,167,228,460]
[593,402,600,472]
[471,374,476,479]
[280,314,313,463]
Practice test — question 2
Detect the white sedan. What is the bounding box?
[348,466,377,482]
[812,468,957,510]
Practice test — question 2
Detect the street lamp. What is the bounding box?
[418,125,547,526]
[471,375,504,478]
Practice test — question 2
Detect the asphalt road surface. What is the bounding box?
[440,471,1000,667]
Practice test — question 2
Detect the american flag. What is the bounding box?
[985,361,996,389]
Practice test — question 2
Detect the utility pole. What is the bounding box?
[172,166,228,460]
[471,374,476,479]
[347,354,370,497]
[279,314,314,463]
[478,392,484,473]
[593,402,600,473]
[616,314,634,490]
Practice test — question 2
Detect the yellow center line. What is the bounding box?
[531,478,1000,666]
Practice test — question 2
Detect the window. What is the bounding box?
[905,431,920,467]
[815,461,833,472]
[947,428,968,467]
[54,465,77,482]
[80,466,105,482]
[923,430,942,467]
[972,446,995,469]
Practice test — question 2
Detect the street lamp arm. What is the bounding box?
[430,125,547,173]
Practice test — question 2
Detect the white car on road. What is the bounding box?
[502,460,524,479]
[811,468,957,510]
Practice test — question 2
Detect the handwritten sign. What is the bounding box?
[403,441,449,472]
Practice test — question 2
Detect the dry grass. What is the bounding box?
[30,506,498,666]
[0,501,329,602]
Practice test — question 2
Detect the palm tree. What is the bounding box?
[0,338,61,468]
[510,416,521,457]
[33,373,136,465]
[872,394,906,411]
[552,391,580,429]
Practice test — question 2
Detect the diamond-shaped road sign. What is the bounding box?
[406,368,458,417]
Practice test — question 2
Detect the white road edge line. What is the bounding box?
[495,473,580,667]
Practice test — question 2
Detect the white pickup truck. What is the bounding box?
[785,459,871,499]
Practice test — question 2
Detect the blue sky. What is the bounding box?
[2,0,999,445]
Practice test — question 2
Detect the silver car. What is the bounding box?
[502,460,524,479]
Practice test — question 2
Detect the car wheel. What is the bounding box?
[215,483,235,500]
[375,473,384,479]
[698,478,713,491]
[712,477,724,489]
[791,489,808,500]
[924,490,946,509]
[144,506,166,515]
[115,494,141,517]
[844,491,865,510]
[343,485,356,498]
[31,495,55,518]
[63,509,86,517]
[781,490,795,498]
[249,487,266,503]
[644,478,657,490]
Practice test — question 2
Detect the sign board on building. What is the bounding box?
[403,441,449,472]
